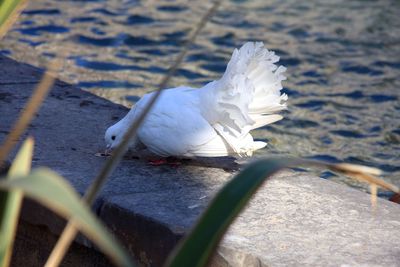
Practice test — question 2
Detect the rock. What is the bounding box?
[1,55,400,266]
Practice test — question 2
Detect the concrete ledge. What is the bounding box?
[12,220,111,267]
[1,55,400,266]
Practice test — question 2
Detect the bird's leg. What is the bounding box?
[148,157,183,167]
[148,158,169,166]
[166,157,183,168]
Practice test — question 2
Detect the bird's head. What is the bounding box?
[104,121,125,153]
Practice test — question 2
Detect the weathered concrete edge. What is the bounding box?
[0,54,210,265]
[2,55,400,266]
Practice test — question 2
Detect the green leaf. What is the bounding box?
[0,0,24,26]
[0,138,33,267]
[0,0,27,39]
[0,167,135,267]
[166,157,397,267]
[165,158,300,267]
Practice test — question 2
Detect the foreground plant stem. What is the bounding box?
[0,0,28,40]
[45,1,222,267]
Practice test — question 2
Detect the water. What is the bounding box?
[1,0,399,194]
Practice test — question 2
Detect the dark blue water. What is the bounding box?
[1,0,399,194]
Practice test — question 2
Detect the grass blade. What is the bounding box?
[165,157,399,267]
[166,158,289,267]
[0,138,33,267]
[0,168,136,267]
[0,0,28,40]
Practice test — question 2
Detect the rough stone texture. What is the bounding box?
[12,220,111,267]
[215,171,400,266]
[1,54,400,266]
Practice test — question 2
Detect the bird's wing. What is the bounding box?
[183,134,234,157]
[136,89,222,157]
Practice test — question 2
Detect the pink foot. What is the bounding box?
[148,157,182,167]
[148,159,168,166]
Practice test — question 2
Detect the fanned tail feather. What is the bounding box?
[200,42,287,156]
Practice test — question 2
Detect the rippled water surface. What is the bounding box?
[1,0,399,193]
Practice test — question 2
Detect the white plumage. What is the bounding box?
[105,42,287,158]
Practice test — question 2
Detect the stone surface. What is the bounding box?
[1,54,400,266]
[12,220,111,267]
[216,171,400,266]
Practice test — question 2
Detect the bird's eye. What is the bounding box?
[111,135,116,141]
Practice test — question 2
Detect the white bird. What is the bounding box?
[105,42,287,158]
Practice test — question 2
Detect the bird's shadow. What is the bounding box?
[180,156,240,172]
[123,151,240,172]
